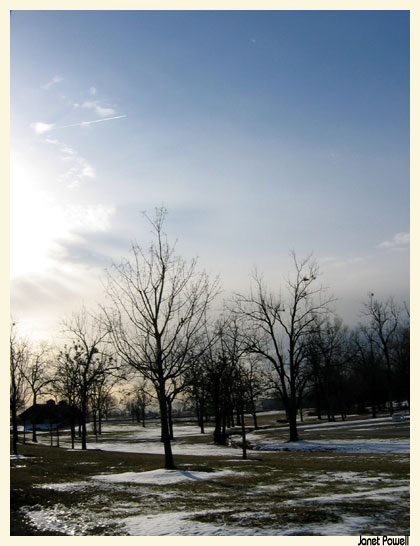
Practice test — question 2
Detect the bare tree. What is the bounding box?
[10,323,29,455]
[103,208,219,469]
[306,317,350,421]
[60,307,116,450]
[233,252,334,442]
[123,377,152,426]
[90,355,121,436]
[53,347,82,449]
[350,325,386,418]
[183,357,211,434]
[239,354,267,430]
[196,316,249,450]
[23,343,54,442]
[362,294,402,416]
[218,315,250,458]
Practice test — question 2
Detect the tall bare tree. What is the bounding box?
[60,307,116,450]
[23,343,54,442]
[350,325,386,418]
[306,317,350,421]
[123,377,152,426]
[103,208,218,469]
[362,294,402,416]
[233,252,334,442]
[53,346,82,449]
[10,323,29,455]
[90,362,121,436]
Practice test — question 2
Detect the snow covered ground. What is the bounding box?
[119,510,383,536]
[242,436,409,454]
[51,416,409,456]
[25,465,409,536]
[23,503,380,536]
[15,415,409,536]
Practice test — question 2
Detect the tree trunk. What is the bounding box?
[287,398,299,442]
[222,412,227,442]
[92,409,97,436]
[81,397,88,450]
[167,400,174,440]
[32,395,38,443]
[199,399,205,433]
[384,347,394,416]
[158,383,175,469]
[236,409,241,427]
[251,397,258,429]
[240,394,247,460]
[11,401,19,456]
[213,386,226,445]
[70,420,75,449]
[213,408,225,444]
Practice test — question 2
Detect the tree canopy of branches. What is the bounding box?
[58,307,118,450]
[22,343,54,442]
[123,377,153,426]
[233,253,335,442]
[362,294,404,416]
[104,208,219,469]
[10,323,29,455]
[305,317,351,421]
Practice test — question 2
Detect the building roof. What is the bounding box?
[19,400,79,424]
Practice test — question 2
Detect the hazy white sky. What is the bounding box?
[10,10,410,342]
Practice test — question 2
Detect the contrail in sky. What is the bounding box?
[60,115,127,128]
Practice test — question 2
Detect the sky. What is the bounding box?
[10,10,410,343]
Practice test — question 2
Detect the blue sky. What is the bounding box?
[10,10,410,341]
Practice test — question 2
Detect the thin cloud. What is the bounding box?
[82,101,97,109]
[89,86,97,96]
[95,105,116,117]
[378,232,410,249]
[319,256,365,268]
[41,136,96,188]
[30,122,56,135]
[60,146,76,155]
[82,100,116,117]
[41,75,63,90]
[61,115,127,129]
[58,157,96,188]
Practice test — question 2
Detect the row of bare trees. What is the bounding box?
[11,208,409,468]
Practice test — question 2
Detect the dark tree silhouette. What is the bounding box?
[104,208,218,469]
[233,253,334,442]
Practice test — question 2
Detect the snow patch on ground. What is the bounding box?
[244,437,409,454]
[22,504,93,536]
[120,510,375,536]
[38,481,89,492]
[91,468,239,485]
[286,485,410,505]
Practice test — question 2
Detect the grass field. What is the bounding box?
[10,413,410,536]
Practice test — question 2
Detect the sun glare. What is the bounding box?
[10,156,71,278]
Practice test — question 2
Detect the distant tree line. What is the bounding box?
[10,208,410,467]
